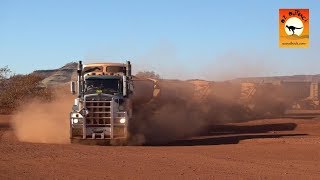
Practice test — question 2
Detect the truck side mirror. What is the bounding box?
[123,76,127,96]
[71,81,76,95]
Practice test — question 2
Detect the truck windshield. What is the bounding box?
[85,79,121,94]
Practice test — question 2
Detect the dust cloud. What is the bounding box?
[130,80,250,145]
[11,90,73,144]
[9,80,283,146]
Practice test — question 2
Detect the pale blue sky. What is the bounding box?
[0,0,319,80]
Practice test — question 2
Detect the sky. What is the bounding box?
[0,0,319,80]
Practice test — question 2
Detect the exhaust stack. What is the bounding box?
[126,61,132,78]
[77,61,83,98]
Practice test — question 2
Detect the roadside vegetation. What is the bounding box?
[135,71,161,79]
[0,66,53,114]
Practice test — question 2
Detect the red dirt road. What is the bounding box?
[1,115,320,179]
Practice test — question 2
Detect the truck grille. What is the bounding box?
[82,94,127,139]
[85,100,112,125]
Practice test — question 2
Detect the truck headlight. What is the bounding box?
[73,118,79,124]
[120,118,126,124]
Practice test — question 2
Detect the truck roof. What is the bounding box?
[83,63,126,67]
[83,62,127,77]
[85,75,122,80]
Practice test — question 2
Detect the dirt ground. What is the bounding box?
[0,115,319,179]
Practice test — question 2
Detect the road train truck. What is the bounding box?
[69,61,158,144]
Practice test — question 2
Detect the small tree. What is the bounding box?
[0,66,11,79]
[135,71,160,79]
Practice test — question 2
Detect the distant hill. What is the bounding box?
[32,62,320,85]
[32,62,77,86]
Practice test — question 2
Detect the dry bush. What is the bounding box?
[135,71,161,79]
[0,69,53,114]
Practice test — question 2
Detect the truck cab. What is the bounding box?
[70,61,132,144]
